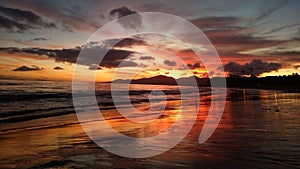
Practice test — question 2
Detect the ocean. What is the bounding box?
[0,79,299,168]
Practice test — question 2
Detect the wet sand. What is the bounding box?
[0,113,250,169]
[1,89,300,168]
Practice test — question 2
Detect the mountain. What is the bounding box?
[112,75,210,86]
[132,75,177,85]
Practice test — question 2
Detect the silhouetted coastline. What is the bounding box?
[112,73,300,92]
[225,74,300,92]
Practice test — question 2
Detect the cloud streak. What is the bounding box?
[13,65,42,71]
[140,56,155,60]
[0,46,135,69]
[191,16,240,29]
[0,5,56,32]
[103,37,147,48]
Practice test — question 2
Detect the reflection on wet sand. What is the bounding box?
[102,99,182,138]
[0,88,300,168]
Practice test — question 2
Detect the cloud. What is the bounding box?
[191,16,240,29]
[0,1,103,32]
[201,26,297,60]
[118,60,138,67]
[140,56,155,60]
[266,50,300,57]
[109,6,137,18]
[0,37,64,48]
[221,62,243,75]
[263,50,300,63]
[164,60,177,66]
[221,59,281,76]
[0,5,56,32]
[88,64,102,70]
[109,6,142,29]
[263,23,300,35]
[0,46,135,69]
[13,65,42,71]
[249,0,289,26]
[32,37,49,41]
[53,66,63,70]
[103,37,147,48]
[187,62,202,69]
[187,14,299,65]
[61,22,75,32]
[207,32,273,46]
[294,65,300,70]
[0,15,32,32]
[96,48,135,68]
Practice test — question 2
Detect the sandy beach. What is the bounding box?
[1,80,299,168]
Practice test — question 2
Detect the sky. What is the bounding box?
[0,0,299,81]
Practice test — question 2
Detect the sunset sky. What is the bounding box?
[0,0,299,82]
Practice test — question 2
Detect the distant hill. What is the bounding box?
[132,75,177,85]
[112,75,210,86]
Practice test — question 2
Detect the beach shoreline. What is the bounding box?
[1,84,300,168]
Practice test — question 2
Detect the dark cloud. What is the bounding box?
[294,65,300,70]
[0,1,102,32]
[96,48,135,68]
[222,62,243,75]
[0,5,56,32]
[103,37,147,48]
[53,66,63,70]
[88,64,102,70]
[221,59,281,76]
[32,37,48,41]
[0,47,79,64]
[264,50,300,63]
[187,62,202,69]
[0,46,134,69]
[118,60,138,67]
[164,60,177,66]
[109,6,137,18]
[109,6,142,29]
[13,65,41,71]
[140,56,155,60]
[208,33,273,46]
[0,15,33,32]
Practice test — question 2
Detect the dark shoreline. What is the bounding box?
[226,85,300,93]
[110,74,300,93]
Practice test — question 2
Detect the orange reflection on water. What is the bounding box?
[0,114,87,158]
[100,91,233,142]
[102,99,183,138]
